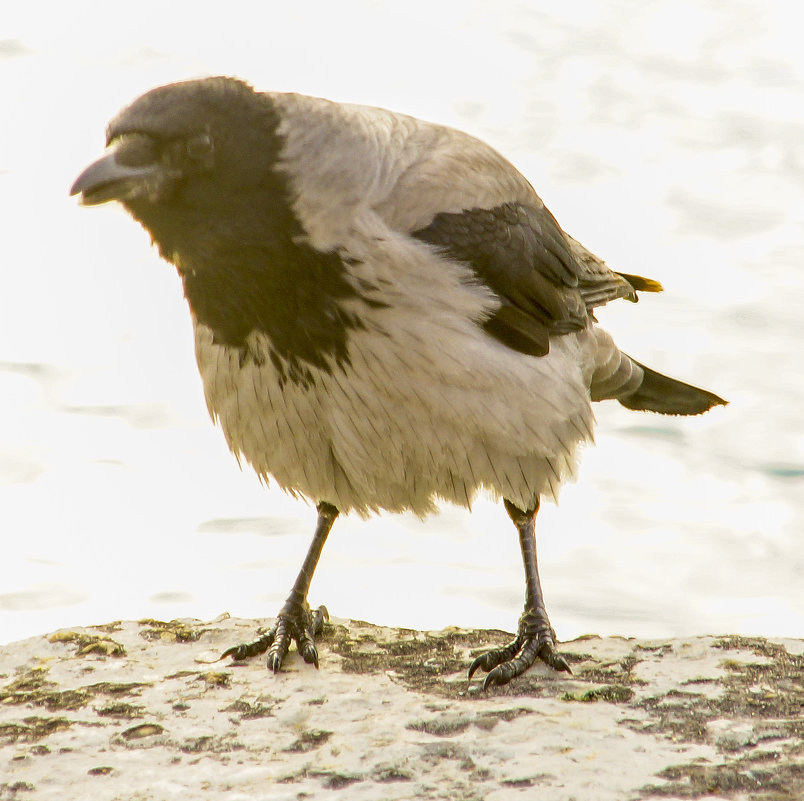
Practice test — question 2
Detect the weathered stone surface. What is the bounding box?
[0,616,801,800]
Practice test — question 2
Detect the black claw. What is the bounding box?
[468,636,522,680]
[219,645,245,662]
[468,654,491,680]
[220,600,328,674]
[299,639,320,668]
[296,625,319,667]
[482,665,508,691]
[469,612,569,688]
[467,656,484,681]
[219,631,275,662]
[540,644,572,674]
[266,616,294,672]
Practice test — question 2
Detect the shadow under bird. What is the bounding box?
[71,77,726,689]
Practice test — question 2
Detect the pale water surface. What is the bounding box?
[1,0,802,646]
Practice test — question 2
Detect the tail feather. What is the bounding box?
[618,356,727,416]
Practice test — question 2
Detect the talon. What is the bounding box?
[540,644,572,674]
[482,667,504,692]
[219,645,244,662]
[468,636,522,680]
[299,639,320,668]
[297,621,321,668]
[468,635,521,681]
[219,631,275,662]
[267,649,285,673]
[467,654,491,680]
[469,610,569,688]
[221,599,326,673]
[467,655,485,681]
[266,614,294,672]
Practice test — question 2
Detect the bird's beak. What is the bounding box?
[70,143,163,206]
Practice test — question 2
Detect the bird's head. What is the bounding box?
[70,77,277,214]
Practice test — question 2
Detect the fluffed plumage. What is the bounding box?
[71,77,726,686]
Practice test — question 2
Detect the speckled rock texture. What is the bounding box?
[0,616,801,800]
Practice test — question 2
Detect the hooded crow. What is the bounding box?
[71,77,726,688]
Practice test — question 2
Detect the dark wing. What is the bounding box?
[413,201,648,357]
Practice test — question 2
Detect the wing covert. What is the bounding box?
[413,201,626,356]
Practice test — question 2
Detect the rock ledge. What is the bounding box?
[1,616,801,800]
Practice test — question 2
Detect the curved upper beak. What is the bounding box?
[70,144,162,206]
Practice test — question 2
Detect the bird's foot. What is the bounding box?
[468,607,571,690]
[220,600,328,672]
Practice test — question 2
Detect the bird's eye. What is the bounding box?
[186,133,214,162]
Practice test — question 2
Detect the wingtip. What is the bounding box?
[642,278,664,293]
[616,272,664,294]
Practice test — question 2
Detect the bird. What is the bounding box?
[71,77,726,689]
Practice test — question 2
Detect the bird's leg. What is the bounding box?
[469,498,571,689]
[220,501,338,672]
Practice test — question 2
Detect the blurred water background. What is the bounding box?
[1,0,802,646]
